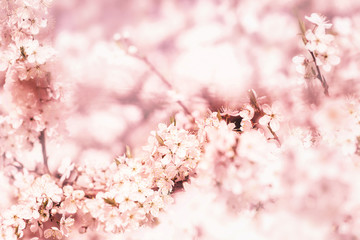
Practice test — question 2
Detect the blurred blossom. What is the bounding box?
[1,0,360,240]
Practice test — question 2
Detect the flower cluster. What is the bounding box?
[194,101,282,213]
[0,120,203,238]
[293,13,340,95]
[0,172,63,239]
[72,156,172,234]
[143,123,201,194]
[2,3,360,240]
[304,14,340,70]
[0,0,65,158]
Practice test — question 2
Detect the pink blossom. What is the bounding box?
[315,47,341,72]
[259,104,283,132]
[60,215,74,237]
[305,13,332,34]
[145,194,165,218]
[44,227,62,239]
[292,55,309,75]
[103,208,123,232]
[239,104,255,121]
[21,39,55,64]
[58,158,75,183]
[16,6,47,35]
[305,30,334,53]
[1,4,360,240]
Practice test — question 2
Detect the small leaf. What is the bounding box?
[170,116,176,126]
[298,18,306,36]
[20,46,27,59]
[125,145,132,158]
[311,66,316,75]
[43,198,49,208]
[301,35,307,45]
[103,198,118,207]
[156,133,165,146]
[248,89,257,104]
[248,89,261,112]
[216,111,222,121]
[114,158,121,166]
[297,17,309,45]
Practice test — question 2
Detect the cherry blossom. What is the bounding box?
[292,55,311,76]
[59,215,74,237]
[1,2,360,240]
[305,13,332,34]
[44,227,62,239]
[315,47,341,72]
[293,11,341,95]
[305,29,334,53]
[259,104,283,132]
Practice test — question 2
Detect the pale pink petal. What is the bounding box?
[259,115,271,126]
[270,119,280,132]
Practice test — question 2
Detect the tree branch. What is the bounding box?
[309,51,329,96]
[39,130,50,174]
[267,126,281,146]
[134,55,195,122]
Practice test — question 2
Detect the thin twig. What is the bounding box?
[297,17,329,96]
[248,90,281,145]
[137,56,173,89]
[11,157,24,171]
[267,126,281,146]
[309,51,329,96]
[135,55,195,122]
[176,100,193,117]
[39,130,50,174]
[116,38,195,121]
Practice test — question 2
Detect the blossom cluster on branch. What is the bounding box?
[0,0,65,160]
[0,92,280,239]
[292,13,340,95]
[1,1,360,239]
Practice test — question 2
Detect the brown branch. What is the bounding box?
[39,130,50,174]
[132,54,194,121]
[248,90,281,145]
[267,126,281,146]
[136,55,173,89]
[309,51,329,96]
[297,16,329,97]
